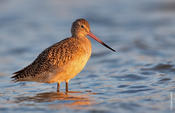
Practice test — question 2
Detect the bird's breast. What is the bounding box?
[63,37,92,78]
[49,37,92,82]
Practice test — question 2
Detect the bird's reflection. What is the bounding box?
[15,91,96,109]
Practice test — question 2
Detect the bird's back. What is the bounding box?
[12,37,91,83]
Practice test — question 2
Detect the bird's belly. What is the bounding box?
[49,53,91,83]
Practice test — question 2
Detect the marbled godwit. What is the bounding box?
[12,18,116,92]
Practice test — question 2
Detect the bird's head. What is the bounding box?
[71,18,116,52]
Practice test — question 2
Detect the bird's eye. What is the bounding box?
[81,25,84,28]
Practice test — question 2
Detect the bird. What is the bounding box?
[11,18,116,92]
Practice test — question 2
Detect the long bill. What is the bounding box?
[87,32,116,52]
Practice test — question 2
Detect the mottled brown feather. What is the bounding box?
[12,37,91,82]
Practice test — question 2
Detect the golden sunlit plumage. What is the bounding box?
[12,18,115,92]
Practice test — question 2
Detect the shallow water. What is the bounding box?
[0,0,175,113]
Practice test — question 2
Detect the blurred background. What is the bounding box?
[0,0,175,113]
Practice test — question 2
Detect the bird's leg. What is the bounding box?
[57,82,60,92]
[66,81,69,92]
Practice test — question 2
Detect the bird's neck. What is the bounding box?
[72,33,87,38]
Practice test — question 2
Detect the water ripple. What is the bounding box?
[141,63,175,73]
[112,74,147,81]
[119,88,153,94]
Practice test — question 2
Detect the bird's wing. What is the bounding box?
[11,37,80,82]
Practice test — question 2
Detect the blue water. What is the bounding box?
[1,0,175,113]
